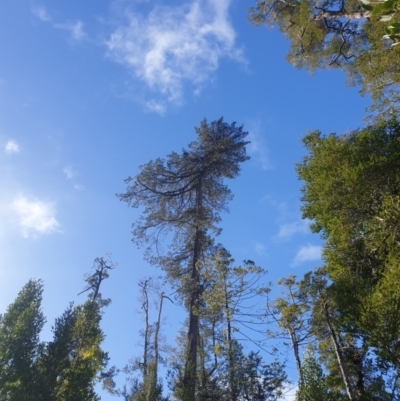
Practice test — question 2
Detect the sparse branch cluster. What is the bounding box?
[249,0,400,117]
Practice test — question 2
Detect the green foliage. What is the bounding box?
[248,0,400,116]
[165,248,287,401]
[122,372,169,401]
[0,259,112,400]
[360,0,400,44]
[42,300,107,401]
[198,250,274,401]
[0,279,45,401]
[118,117,249,283]
[234,350,286,401]
[119,118,249,401]
[297,119,400,312]
[170,339,286,401]
[266,275,313,385]
[295,119,400,398]
[296,347,342,401]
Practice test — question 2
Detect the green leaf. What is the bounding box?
[382,0,395,9]
[362,3,374,10]
[372,3,385,14]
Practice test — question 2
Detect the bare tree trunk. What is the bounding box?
[322,300,353,400]
[223,275,235,401]
[314,10,370,20]
[289,328,303,386]
[140,279,151,383]
[153,293,164,384]
[148,291,166,401]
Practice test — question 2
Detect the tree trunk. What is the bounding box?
[322,300,353,400]
[314,10,370,20]
[183,177,203,401]
[289,327,303,386]
[224,275,236,401]
[145,291,165,401]
[153,292,164,386]
[141,279,151,382]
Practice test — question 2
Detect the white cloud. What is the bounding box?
[291,245,321,267]
[31,4,51,21]
[145,99,166,115]
[106,0,243,109]
[11,196,60,238]
[4,140,20,154]
[55,21,86,41]
[31,5,85,42]
[63,165,76,180]
[254,241,267,256]
[276,219,310,241]
[246,120,272,171]
[63,166,84,190]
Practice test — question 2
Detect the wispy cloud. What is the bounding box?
[5,140,20,154]
[55,21,86,41]
[261,195,288,214]
[106,0,244,110]
[63,165,76,180]
[31,4,51,21]
[276,219,310,241]
[254,241,267,257]
[63,165,84,190]
[145,100,166,115]
[11,196,60,238]
[31,4,85,42]
[246,119,272,171]
[291,245,321,267]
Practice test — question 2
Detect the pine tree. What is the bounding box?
[296,347,341,401]
[119,118,249,400]
[0,279,45,401]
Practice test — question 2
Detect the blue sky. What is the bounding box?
[1,0,370,398]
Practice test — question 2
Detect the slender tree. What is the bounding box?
[201,248,269,400]
[296,347,341,401]
[265,275,314,387]
[299,270,354,400]
[119,118,249,400]
[123,278,171,401]
[0,279,45,401]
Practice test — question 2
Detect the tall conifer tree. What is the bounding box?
[119,118,249,400]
